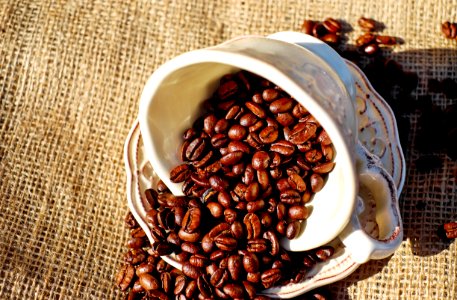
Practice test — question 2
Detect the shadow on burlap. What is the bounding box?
[0,1,456,299]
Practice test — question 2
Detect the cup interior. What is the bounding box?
[139,41,357,250]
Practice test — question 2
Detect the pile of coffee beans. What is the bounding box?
[170,71,335,240]
[117,211,334,299]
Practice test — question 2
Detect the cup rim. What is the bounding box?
[138,36,358,248]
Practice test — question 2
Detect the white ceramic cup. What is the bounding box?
[138,32,402,261]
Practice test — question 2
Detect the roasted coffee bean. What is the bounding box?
[178,228,201,242]
[182,261,202,279]
[131,280,144,294]
[181,242,200,254]
[209,175,229,192]
[240,112,258,127]
[218,80,238,100]
[269,97,293,114]
[358,17,376,31]
[322,17,342,33]
[355,32,376,47]
[227,254,243,281]
[210,268,229,288]
[135,262,155,277]
[280,189,301,204]
[228,140,251,154]
[139,273,159,291]
[214,118,229,134]
[276,220,287,236]
[211,133,229,148]
[116,264,135,291]
[124,212,139,229]
[220,151,244,166]
[223,283,244,299]
[232,162,246,176]
[321,145,334,161]
[226,105,242,120]
[208,222,231,239]
[270,140,295,156]
[174,275,187,295]
[263,230,280,256]
[313,161,335,174]
[242,280,257,299]
[222,208,236,224]
[310,173,324,192]
[185,280,198,298]
[160,272,172,293]
[301,19,316,35]
[185,137,207,161]
[203,114,218,136]
[245,182,260,202]
[243,164,256,185]
[249,120,265,133]
[155,259,168,273]
[243,252,260,273]
[261,268,282,288]
[189,254,208,268]
[247,239,268,253]
[214,235,238,251]
[182,207,201,233]
[259,126,279,144]
[443,222,457,239]
[207,201,224,218]
[127,237,144,249]
[375,35,397,45]
[286,221,301,239]
[259,211,273,229]
[289,122,317,145]
[197,275,213,298]
[288,205,308,221]
[183,127,198,141]
[305,149,323,163]
[154,242,174,256]
[247,199,265,213]
[175,251,190,263]
[231,221,244,239]
[288,173,307,192]
[244,213,262,239]
[218,191,232,208]
[314,246,335,261]
[228,124,248,140]
[124,249,147,265]
[252,151,270,170]
[262,88,279,102]
[276,112,295,127]
[245,101,267,118]
[158,209,175,230]
[246,272,261,283]
[158,193,188,207]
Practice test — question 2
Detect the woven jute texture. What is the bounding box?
[1,0,456,299]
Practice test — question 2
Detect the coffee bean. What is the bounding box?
[210,250,227,262]
[220,151,244,166]
[288,205,309,221]
[276,220,287,236]
[247,199,265,213]
[197,275,213,298]
[313,161,335,174]
[211,133,229,148]
[310,173,324,192]
[226,105,243,120]
[258,126,278,144]
[288,173,307,192]
[229,221,243,240]
[189,254,208,268]
[116,264,135,291]
[375,35,397,45]
[184,279,198,298]
[210,268,229,288]
[243,164,256,185]
[243,280,257,299]
[240,112,258,127]
[139,273,159,291]
[182,207,201,233]
[242,253,260,273]
[208,222,231,239]
[228,124,248,140]
[224,208,237,224]
[358,17,376,31]
[223,283,244,299]
[289,122,317,145]
[263,230,280,256]
[218,80,239,100]
[218,191,232,208]
[314,246,335,261]
[286,221,300,240]
[182,261,202,279]
[269,97,294,114]
[262,88,279,102]
[356,32,375,46]
[321,145,334,161]
[280,189,301,205]
[181,242,200,254]
[228,140,251,154]
[209,175,229,192]
[252,151,270,170]
[227,254,243,281]
[244,213,262,239]
[261,268,282,288]
[301,19,316,35]
[248,120,265,133]
[245,101,267,118]
[207,201,224,218]
[323,17,342,33]
[247,239,268,253]
[246,272,261,283]
[185,137,207,161]
[178,228,201,243]
[124,249,147,265]
[305,149,323,163]
[214,235,238,251]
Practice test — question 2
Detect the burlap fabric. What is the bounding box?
[1,0,456,299]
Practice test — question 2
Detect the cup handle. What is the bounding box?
[339,143,403,264]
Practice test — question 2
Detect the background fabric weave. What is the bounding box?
[1,0,456,299]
